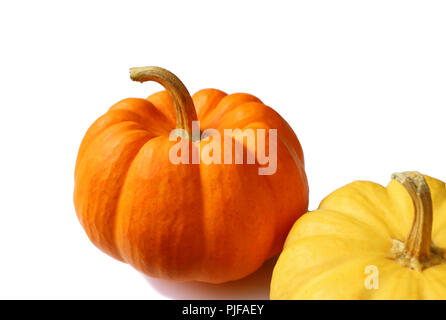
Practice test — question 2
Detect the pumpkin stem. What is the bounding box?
[390,172,444,270]
[392,172,432,260]
[129,66,198,138]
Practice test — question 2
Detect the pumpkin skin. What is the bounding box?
[271,173,446,299]
[74,67,308,284]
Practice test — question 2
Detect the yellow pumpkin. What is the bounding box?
[271,172,446,299]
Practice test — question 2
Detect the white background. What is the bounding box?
[0,1,445,299]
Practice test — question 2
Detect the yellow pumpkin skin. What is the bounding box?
[271,174,446,299]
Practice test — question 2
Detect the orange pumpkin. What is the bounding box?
[74,66,308,283]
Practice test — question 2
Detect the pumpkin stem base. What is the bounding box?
[388,239,445,271]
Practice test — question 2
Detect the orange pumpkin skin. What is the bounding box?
[74,68,308,283]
